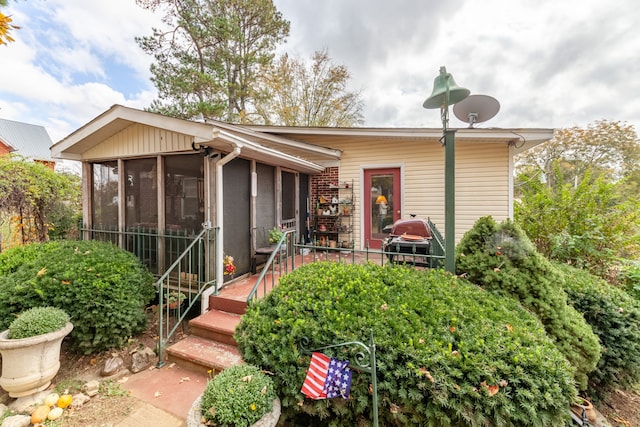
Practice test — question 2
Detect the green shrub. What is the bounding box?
[8,306,70,339]
[0,242,60,276]
[201,364,277,427]
[0,240,155,353]
[556,263,640,394]
[619,260,640,301]
[235,262,576,427]
[455,216,601,390]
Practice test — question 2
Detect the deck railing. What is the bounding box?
[246,229,296,304]
[155,226,218,366]
[78,224,218,365]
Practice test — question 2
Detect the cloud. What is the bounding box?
[1,0,639,140]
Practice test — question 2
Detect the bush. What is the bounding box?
[455,216,601,390]
[235,262,576,427]
[8,306,70,339]
[556,263,640,394]
[619,260,640,301]
[201,364,277,427]
[0,240,155,353]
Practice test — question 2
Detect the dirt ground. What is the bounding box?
[0,308,168,427]
[3,307,640,426]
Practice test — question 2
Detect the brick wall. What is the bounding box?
[310,166,339,208]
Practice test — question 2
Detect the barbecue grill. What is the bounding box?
[383,216,433,266]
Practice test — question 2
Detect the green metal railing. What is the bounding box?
[156,226,218,366]
[78,224,218,365]
[79,224,207,277]
[246,230,296,304]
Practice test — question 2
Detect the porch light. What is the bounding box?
[423,66,470,274]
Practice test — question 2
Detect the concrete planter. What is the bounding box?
[187,394,281,427]
[0,322,73,397]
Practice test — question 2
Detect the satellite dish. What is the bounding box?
[453,94,500,127]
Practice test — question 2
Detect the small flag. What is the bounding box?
[301,352,352,400]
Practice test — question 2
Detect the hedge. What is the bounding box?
[0,240,156,353]
[556,263,640,394]
[235,262,576,426]
[455,216,601,390]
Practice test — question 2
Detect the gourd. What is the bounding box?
[47,406,64,420]
[57,394,73,409]
[30,405,50,424]
[44,392,60,407]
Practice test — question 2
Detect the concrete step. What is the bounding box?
[208,295,247,315]
[166,335,242,376]
[189,309,242,346]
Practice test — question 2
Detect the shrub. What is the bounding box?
[201,364,277,427]
[8,306,70,339]
[556,263,640,394]
[235,262,576,427]
[618,259,640,301]
[0,240,155,353]
[455,216,601,390]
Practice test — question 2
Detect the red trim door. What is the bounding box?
[363,168,401,249]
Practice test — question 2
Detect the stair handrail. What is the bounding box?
[246,229,295,304]
[157,226,218,367]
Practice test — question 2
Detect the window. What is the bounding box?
[92,161,118,227]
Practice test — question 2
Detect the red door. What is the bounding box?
[363,168,401,249]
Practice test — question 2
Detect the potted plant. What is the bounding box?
[192,364,280,427]
[165,291,186,309]
[268,226,284,245]
[0,306,73,398]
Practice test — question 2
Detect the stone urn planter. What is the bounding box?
[0,307,73,398]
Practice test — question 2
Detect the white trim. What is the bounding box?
[508,142,515,219]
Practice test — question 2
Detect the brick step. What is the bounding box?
[208,295,247,315]
[166,335,242,376]
[189,309,242,346]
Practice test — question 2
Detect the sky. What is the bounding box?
[1,0,639,144]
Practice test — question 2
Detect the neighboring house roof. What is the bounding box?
[0,118,54,162]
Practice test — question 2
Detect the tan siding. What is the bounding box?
[83,124,193,160]
[314,137,510,245]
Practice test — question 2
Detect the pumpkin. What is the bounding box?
[57,394,73,409]
[31,405,50,424]
[44,392,60,407]
[47,406,64,421]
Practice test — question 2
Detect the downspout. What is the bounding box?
[215,145,241,291]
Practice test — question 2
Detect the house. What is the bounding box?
[50,104,552,286]
[0,118,55,168]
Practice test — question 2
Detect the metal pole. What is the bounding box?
[444,129,456,273]
[369,330,379,427]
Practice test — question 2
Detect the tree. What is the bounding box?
[0,155,81,247]
[514,170,640,280]
[516,120,640,190]
[135,0,289,123]
[252,50,365,126]
[0,0,20,46]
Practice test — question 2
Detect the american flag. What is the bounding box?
[301,352,352,400]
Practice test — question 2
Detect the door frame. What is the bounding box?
[360,165,404,250]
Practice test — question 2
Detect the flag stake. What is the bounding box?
[299,330,379,427]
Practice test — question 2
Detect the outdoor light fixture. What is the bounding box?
[423,66,469,273]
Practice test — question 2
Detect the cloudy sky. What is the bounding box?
[1,0,639,143]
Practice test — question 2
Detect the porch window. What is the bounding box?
[165,155,204,233]
[125,158,158,229]
[92,161,118,227]
[282,171,296,226]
